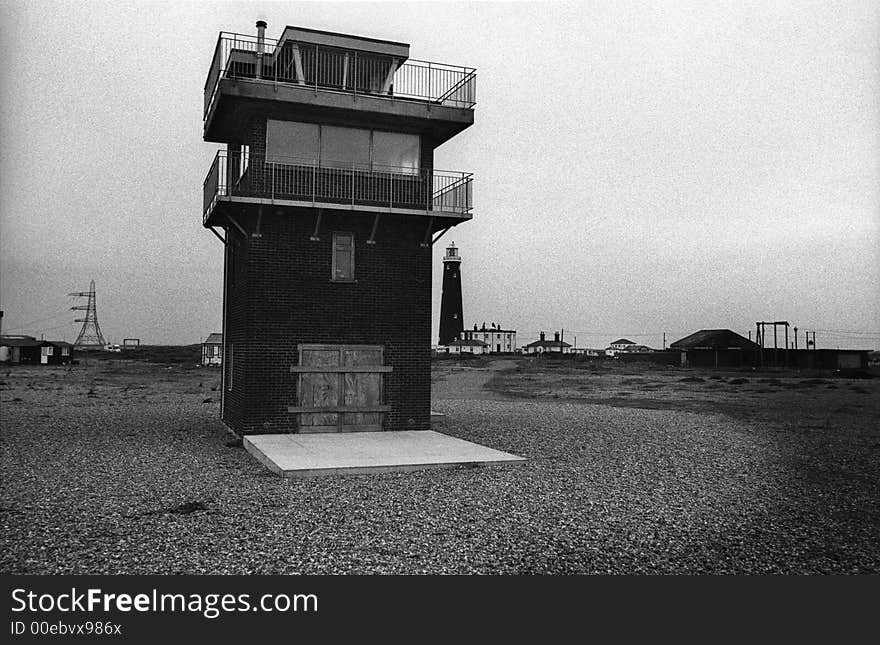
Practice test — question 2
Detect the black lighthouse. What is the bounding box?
[439,242,464,345]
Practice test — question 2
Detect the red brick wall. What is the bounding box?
[221,207,433,435]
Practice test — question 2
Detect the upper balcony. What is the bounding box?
[203,149,473,229]
[204,28,476,144]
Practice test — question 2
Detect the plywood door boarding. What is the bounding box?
[290,344,391,433]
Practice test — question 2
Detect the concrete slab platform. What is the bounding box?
[243,430,525,478]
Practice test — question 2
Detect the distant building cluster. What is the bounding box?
[0,336,74,365]
[436,330,658,357]
[434,326,870,371]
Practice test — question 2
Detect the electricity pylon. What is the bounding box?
[70,280,107,349]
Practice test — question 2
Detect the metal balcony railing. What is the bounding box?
[203,149,473,225]
[204,32,477,120]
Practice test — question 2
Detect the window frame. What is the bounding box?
[331,232,356,282]
[237,144,249,180]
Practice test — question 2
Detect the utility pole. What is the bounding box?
[806,330,816,350]
[69,280,107,349]
[784,322,789,367]
[756,322,763,368]
[663,332,666,350]
[757,320,791,367]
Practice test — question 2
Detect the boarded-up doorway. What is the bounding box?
[289,344,391,433]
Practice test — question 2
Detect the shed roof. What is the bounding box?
[610,338,636,345]
[279,25,410,60]
[669,329,758,350]
[1,335,42,347]
[203,333,223,345]
[525,339,572,348]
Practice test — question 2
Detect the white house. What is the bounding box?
[442,338,488,355]
[606,338,637,357]
[570,347,604,357]
[524,331,572,354]
[461,322,517,354]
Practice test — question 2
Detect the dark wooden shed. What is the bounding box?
[0,336,43,364]
[43,341,75,365]
[669,329,759,368]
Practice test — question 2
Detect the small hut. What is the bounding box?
[202,333,223,367]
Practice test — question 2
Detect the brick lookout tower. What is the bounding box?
[438,242,464,345]
[202,23,475,435]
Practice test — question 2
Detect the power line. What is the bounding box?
[4,310,75,332]
[33,322,77,334]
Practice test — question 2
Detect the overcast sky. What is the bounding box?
[1,0,878,350]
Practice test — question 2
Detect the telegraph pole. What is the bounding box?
[806,330,816,350]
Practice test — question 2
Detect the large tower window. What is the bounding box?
[321,126,371,169]
[372,131,419,174]
[266,120,419,172]
[266,120,319,163]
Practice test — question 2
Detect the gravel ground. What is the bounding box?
[1,359,877,574]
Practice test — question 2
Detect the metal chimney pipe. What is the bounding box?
[256,20,266,52]
[255,20,266,79]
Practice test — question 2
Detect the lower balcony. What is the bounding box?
[203,150,473,228]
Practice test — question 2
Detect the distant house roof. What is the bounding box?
[669,329,758,350]
[203,333,223,345]
[47,341,73,348]
[0,335,42,347]
[448,339,488,347]
[525,340,572,348]
[610,338,635,345]
[469,325,517,333]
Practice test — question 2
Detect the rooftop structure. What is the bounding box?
[203,25,475,231]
